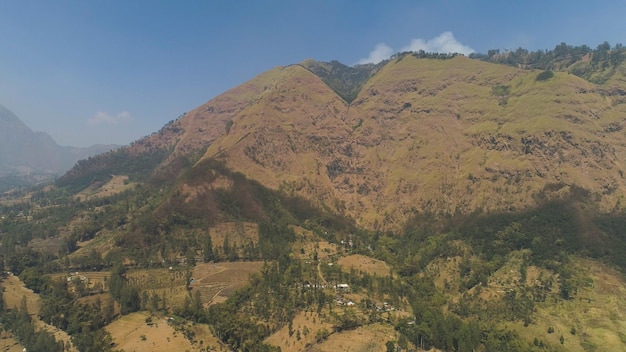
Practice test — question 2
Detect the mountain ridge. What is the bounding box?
[181,55,626,230]
[57,52,626,231]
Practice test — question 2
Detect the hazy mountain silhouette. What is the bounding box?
[0,104,118,180]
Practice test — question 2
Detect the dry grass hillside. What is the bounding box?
[148,55,626,231]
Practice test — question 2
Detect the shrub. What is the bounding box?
[225,119,234,134]
[536,70,554,81]
[491,85,510,96]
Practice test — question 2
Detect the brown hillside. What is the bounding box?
[127,56,626,230]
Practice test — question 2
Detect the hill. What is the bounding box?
[65,53,626,231]
[4,43,626,352]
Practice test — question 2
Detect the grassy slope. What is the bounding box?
[517,259,626,351]
[171,55,626,232]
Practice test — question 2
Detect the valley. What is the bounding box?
[2,44,626,351]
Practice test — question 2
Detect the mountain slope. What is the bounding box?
[60,55,626,231]
[148,55,626,230]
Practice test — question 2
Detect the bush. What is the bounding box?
[491,85,510,96]
[536,70,554,81]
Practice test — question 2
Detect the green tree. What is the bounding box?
[386,341,395,352]
[119,286,141,314]
[203,233,214,263]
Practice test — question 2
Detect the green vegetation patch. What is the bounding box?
[536,70,555,81]
[301,59,384,103]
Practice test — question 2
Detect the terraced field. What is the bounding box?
[191,261,264,305]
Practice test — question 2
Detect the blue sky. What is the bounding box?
[1,1,624,147]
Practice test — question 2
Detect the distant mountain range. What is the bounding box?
[0,104,118,189]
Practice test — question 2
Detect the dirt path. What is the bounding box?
[1,275,77,352]
[317,262,328,286]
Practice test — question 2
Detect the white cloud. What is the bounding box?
[357,32,474,65]
[356,43,394,65]
[87,111,132,126]
[401,32,474,55]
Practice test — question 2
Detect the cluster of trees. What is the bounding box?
[56,147,169,193]
[470,41,626,83]
[0,185,156,262]
[345,185,626,350]
[10,272,118,352]
[108,264,141,315]
[0,295,65,352]
[0,173,56,194]
[302,59,383,103]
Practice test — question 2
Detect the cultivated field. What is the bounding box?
[265,311,334,351]
[337,254,392,277]
[106,311,222,352]
[74,175,133,201]
[191,261,265,306]
[50,271,110,291]
[291,226,339,261]
[311,323,399,352]
[106,262,264,351]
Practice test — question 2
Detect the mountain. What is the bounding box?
[0,104,118,188]
[9,45,626,352]
[196,55,626,230]
[63,54,626,231]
